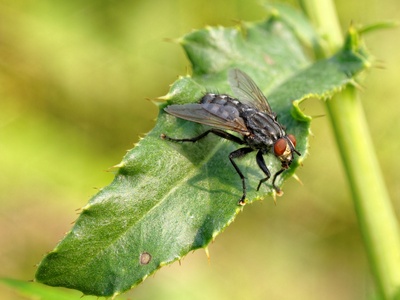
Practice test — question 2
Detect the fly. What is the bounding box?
[161,69,301,205]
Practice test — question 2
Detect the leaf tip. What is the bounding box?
[204,247,210,262]
[292,173,303,186]
[231,19,248,37]
[146,96,166,107]
[156,93,171,101]
[107,162,125,171]
[264,3,280,18]
[163,37,181,44]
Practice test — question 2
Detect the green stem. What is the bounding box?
[300,0,400,299]
[327,87,400,299]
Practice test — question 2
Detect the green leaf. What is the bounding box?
[35,6,370,298]
[0,278,119,300]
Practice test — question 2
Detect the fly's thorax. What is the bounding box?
[241,109,285,141]
[243,134,272,151]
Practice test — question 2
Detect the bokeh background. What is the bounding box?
[1,0,399,299]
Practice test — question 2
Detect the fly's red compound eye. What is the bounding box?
[274,138,288,156]
[287,134,296,147]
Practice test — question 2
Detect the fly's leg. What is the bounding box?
[162,129,252,205]
[163,129,287,200]
[272,168,285,195]
[161,129,244,145]
[255,150,271,191]
[229,147,254,206]
[256,151,286,195]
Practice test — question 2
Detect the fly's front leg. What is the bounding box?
[161,129,244,145]
[272,168,285,195]
[255,150,271,191]
[162,129,251,205]
[229,147,254,206]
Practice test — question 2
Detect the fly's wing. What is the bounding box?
[164,104,249,135]
[228,68,273,114]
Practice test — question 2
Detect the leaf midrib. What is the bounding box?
[71,133,233,274]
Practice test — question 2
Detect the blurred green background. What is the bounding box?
[0,0,399,299]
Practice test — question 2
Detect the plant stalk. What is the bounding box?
[300,0,400,299]
[327,87,400,299]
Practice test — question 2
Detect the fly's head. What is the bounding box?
[273,134,301,169]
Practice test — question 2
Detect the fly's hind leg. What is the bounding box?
[255,150,271,191]
[229,147,254,205]
[161,129,252,206]
[161,129,244,145]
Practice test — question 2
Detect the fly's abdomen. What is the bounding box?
[200,93,242,122]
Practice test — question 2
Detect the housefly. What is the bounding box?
[161,69,301,205]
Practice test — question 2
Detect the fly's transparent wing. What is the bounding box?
[164,104,249,135]
[228,69,272,114]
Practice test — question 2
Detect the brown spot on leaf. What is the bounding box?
[139,252,151,265]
